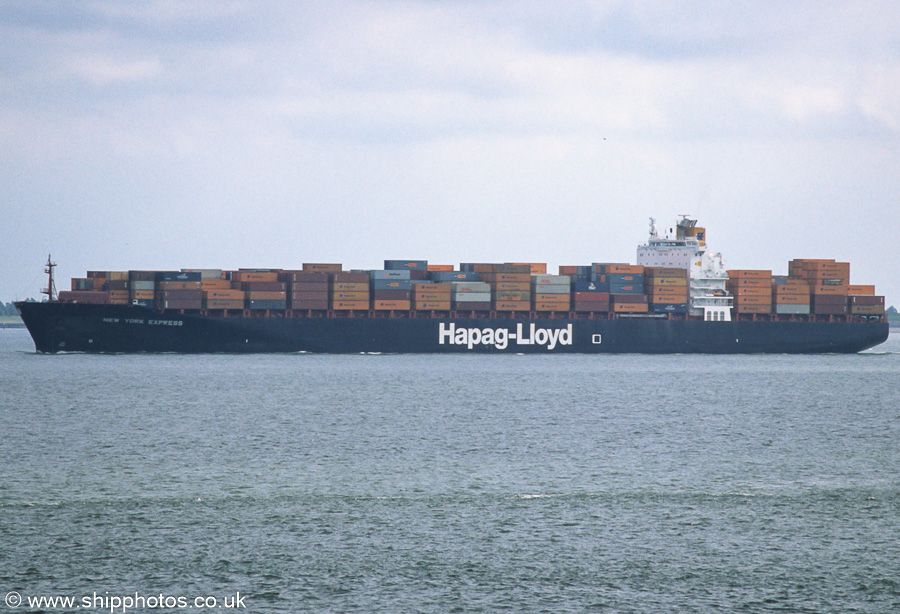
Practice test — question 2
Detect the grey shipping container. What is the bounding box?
[248,300,287,310]
[430,271,480,281]
[384,260,427,271]
[532,283,570,294]
[182,269,223,279]
[573,281,605,292]
[156,271,202,282]
[531,275,570,284]
[370,270,411,280]
[451,281,491,293]
[373,289,412,300]
[128,271,157,282]
[453,292,491,302]
[775,304,811,315]
[372,279,413,291]
[651,303,688,314]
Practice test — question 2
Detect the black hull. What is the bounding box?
[15,302,889,354]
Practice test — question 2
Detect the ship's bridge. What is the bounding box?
[638,216,733,321]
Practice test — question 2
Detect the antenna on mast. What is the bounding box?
[41,254,57,302]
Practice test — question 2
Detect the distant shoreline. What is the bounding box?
[0,316,25,328]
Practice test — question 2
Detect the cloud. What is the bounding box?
[1,1,899,303]
[66,54,162,84]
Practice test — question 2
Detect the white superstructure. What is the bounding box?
[637,216,732,321]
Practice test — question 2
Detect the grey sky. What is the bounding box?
[2,1,898,304]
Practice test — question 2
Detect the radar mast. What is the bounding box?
[41,254,57,302]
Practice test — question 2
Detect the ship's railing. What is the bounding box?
[144,306,885,324]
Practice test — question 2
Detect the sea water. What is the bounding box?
[1,327,898,613]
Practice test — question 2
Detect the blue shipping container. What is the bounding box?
[370,270,411,280]
[650,303,688,314]
[156,271,202,282]
[573,281,604,292]
[372,279,413,291]
[384,260,428,271]
[610,282,644,294]
[430,271,481,281]
[248,300,287,310]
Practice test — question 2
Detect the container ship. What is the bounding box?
[16,218,889,354]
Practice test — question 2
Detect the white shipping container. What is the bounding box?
[453,292,491,302]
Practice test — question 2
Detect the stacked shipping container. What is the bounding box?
[55,254,886,321]
[789,259,849,316]
[531,275,571,311]
[726,270,772,315]
[771,278,810,315]
[594,264,647,313]
[645,267,689,314]
[330,272,370,310]
[470,264,531,311]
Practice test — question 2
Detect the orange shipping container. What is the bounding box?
[810,285,848,296]
[847,285,875,295]
[612,303,649,313]
[727,279,771,289]
[412,301,451,310]
[648,291,689,302]
[850,305,885,315]
[331,282,369,292]
[648,285,689,296]
[232,271,279,283]
[508,262,547,274]
[494,301,531,311]
[728,269,772,280]
[332,300,369,310]
[373,300,410,310]
[203,289,245,300]
[247,291,286,300]
[595,264,645,275]
[205,299,245,310]
[532,293,570,302]
[201,278,232,290]
[533,296,571,306]
[534,301,571,311]
[426,264,454,272]
[130,290,155,300]
[772,284,809,295]
[330,291,369,301]
[728,287,771,298]
[302,263,342,272]
[733,296,772,306]
[648,277,688,287]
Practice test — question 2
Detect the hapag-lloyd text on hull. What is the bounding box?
[438,322,574,350]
